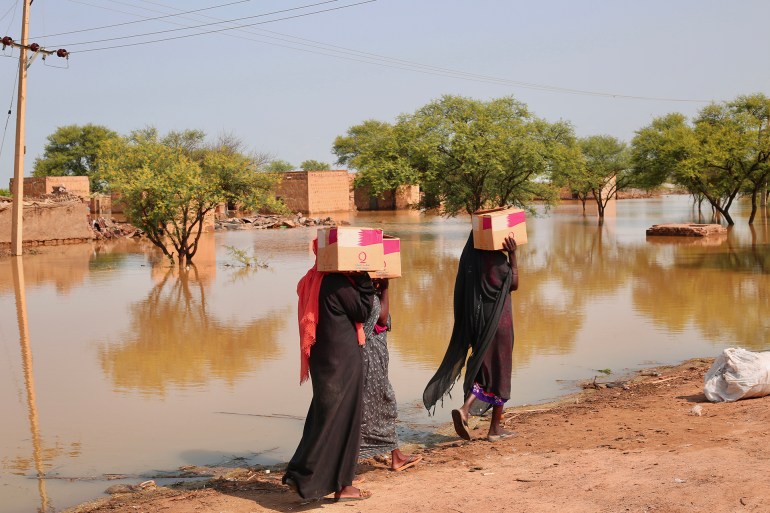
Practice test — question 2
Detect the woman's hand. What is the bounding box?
[503,235,517,254]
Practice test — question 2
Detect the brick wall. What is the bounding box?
[278,171,352,214]
[9,176,91,199]
[307,171,350,213]
[277,172,310,213]
[354,184,420,210]
[0,200,94,244]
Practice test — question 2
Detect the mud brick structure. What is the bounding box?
[354,184,420,211]
[0,199,94,245]
[278,170,352,214]
[9,176,91,200]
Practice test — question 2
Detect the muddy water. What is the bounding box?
[1,195,768,513]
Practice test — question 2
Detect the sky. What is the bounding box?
[1,0,769,188]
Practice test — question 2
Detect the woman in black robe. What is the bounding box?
[423,232,518,442]
[284,272,375,500]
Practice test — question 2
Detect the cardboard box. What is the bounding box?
[316,226,385,272]
[471,207,528,250]
[368,235,402,279]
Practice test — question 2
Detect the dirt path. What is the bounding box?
[65,358,770,513]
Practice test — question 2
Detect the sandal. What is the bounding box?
[451,409,471,441]
[392,454,423,472]
[333,489,372,502]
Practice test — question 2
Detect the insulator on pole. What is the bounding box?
[1,35,13,47]
[29,42,39,52]
[56,48,68,58]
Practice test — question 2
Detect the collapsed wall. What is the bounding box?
[0,199,94,246]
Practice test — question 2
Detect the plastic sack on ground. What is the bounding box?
[704,347,770,402]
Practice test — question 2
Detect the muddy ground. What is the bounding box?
[65,358,770,513]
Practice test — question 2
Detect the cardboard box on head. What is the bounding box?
[471,207,528,251]
[368,235,401,279]
[316,226,385,272]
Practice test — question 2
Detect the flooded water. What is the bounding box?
[1,195,769,513]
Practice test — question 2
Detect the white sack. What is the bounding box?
[703,347,770,402]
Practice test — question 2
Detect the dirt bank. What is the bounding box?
[65,358,770,513]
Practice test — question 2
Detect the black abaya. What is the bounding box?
[283,273,374,499]
[422,233,513,413]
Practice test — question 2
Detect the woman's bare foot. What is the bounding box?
[391,449,423,471]
[487,428,517,442]
[334,485,371,501]
[451,409,471,440]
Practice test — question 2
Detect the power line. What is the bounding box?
[57,0,353,47]
[2,0,19,34]
[12,0,720,103]
[32,0,260,38]
[0,59,19,164]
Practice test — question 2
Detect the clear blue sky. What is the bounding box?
[1,0,769,188]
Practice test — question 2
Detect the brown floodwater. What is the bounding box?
[1,195,768,512]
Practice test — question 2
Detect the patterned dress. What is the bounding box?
[359,295,399,459]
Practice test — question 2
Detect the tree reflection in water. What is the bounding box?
[99,266,286,395]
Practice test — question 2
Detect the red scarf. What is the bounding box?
[296,239,364,384]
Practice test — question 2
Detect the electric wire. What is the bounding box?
[0,60,18,168]
[8,0,718,103]
[59,0,713,103]
[33,0,260,38]
[68,1,376,54]
[2,0,19,34]
[57,0,350,47]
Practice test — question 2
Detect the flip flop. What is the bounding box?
[392,454,423,472]
[487,431,517,442]
[451,409,471,441]
[333,489,372,502]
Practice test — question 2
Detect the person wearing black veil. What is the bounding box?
[423,232,519,442]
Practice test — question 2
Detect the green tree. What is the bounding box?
[404,95,578,215]
[333,119,419,197]
[728,94,770,224]
[299,160,330,171]
[265,159,295,172]
[33,124,120,192]
[575,135,631,219]
[0,188,10,197]
[631,94,770,225]
[99,128,283,266]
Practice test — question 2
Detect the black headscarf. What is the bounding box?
[422,232,513,413]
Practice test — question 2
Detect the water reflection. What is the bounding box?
[99,266,287,394]
[1,196,770,513]
[9,258,49,512]
[630,237,770,349]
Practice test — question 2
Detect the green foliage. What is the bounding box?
[406,95,579,215]
[33,124,121,192]
[299,160,330,171]
[0,188,10,197]
[99,128,283,266]
[265,159,295,172]
[333,120,419,197]
[572,135,630,218]
[597,368,612,375]
[225,245,268,268]
[631,93,770,225]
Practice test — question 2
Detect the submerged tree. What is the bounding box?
[631,93,770,225]
[99,128,283,266]
[574,135,631,219]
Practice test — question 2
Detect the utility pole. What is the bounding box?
[4,1,68,256]
[10,0,30,256]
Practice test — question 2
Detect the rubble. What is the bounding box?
[214,213,345,231]
[645,223,727,237]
